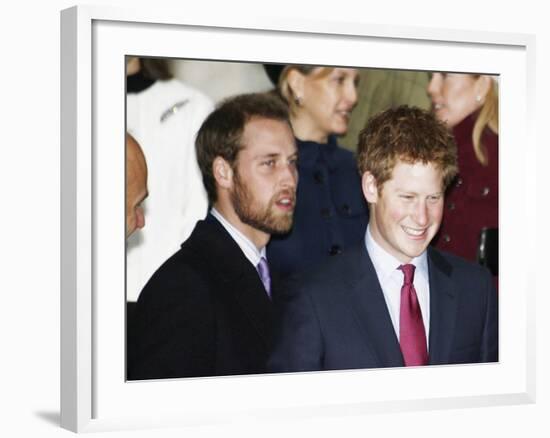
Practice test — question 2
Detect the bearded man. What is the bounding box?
[128,93,298,379]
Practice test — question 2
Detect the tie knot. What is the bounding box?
[399,264,416,285]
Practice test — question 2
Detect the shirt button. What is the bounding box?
[329,245,342,256]
[443,234,451,243]
[321,208,332,218]
[341,204,351,215]
[481,187,490,196]
[314,171,324,184]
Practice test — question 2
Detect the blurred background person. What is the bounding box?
[263,64,369,279]
[126,57,214,302]
[427,72,499,277]
[340,69,430,151]
[126,133,148,238]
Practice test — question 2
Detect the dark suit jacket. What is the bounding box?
[268,244,498,372]
[127,215,275,380]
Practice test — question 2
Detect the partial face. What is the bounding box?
[363,161,444,263]
[231,118,298,235]
[299,67,359,141]
[427,73,484,128]
[126,186,147,238]
[126,137,148,238]
[126,56,140,76]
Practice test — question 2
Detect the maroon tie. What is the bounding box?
[398,264,428,366]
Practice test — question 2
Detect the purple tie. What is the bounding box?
[257,257,271,299]
[398,264,428,366]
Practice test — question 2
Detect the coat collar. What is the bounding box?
[126,71,156,93]
[296,135,339,169]
[344,245,404,368]
[426,247,459,365]
[185,215,274,345]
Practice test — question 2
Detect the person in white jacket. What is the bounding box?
[126,57,214,302]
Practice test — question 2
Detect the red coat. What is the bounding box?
[433,113,498,264]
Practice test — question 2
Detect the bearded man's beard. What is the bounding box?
[230,172,294,235]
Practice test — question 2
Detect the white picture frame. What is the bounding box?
[60,5,536,433]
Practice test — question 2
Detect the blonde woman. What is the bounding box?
[427,73,498,273]
[264,65,369,278]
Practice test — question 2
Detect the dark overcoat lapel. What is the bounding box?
[187,215,273,347]
[427,247,459,365]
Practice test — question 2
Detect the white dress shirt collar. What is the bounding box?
[365,225,429,283]
[210,208,265,268]
[365,224,430,345]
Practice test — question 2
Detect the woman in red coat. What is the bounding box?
[427,73,499,276]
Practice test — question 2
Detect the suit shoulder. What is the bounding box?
[335,145,354,158]
[285,245,363,291]
[333,145,359,167]
[429,246,491,280]
[138,244,212,307]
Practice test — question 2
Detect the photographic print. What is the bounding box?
[124,58,499,381]
[61,6,533,432]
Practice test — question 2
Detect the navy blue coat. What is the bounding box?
[268,244,498,372]
[267,136,369,279]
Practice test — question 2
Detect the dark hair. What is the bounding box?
[357,106,458,190]
[140,58,173,80]
[196,92,290,205]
